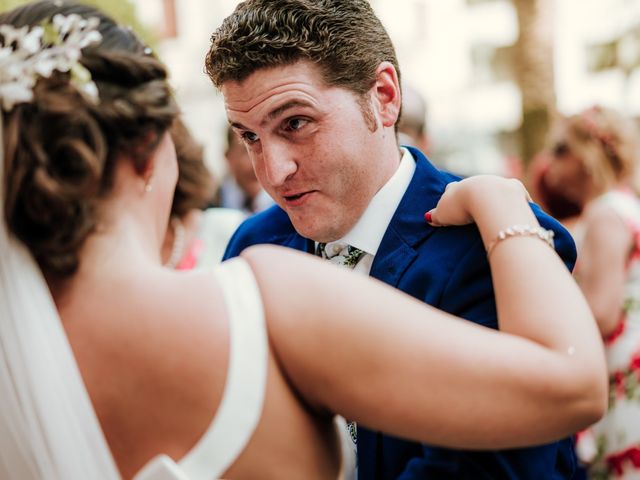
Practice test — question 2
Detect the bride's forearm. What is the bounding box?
[464,178,605,365]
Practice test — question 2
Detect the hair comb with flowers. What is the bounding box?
[0,13,102,111]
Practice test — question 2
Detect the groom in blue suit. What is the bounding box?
[208,1,578,478]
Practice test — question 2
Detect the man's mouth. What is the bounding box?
[284,192,306,201]
[282,190,315,206]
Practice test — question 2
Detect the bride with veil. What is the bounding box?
[0,2,606,479]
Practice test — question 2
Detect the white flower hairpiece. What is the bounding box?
[0,13,102,111]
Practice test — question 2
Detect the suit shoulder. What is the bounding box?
[531,203,577,270]
[239,205,294,236]
[223,205,297,259]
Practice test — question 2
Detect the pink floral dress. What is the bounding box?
[578,189,640,479]
[173,208,245,271]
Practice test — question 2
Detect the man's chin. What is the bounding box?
[289,219,346,243]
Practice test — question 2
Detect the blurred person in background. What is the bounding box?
[544,106,640,479]
[162,118,245,268]
[397,82,429,154]
[527,149,584,236]
[217,124,274,214]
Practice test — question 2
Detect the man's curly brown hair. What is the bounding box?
[205,0,401,101]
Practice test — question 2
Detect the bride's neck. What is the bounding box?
[89,209,164,267]
[50,210,164,309]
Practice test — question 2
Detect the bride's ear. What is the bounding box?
[142,165,155,193]
[131,133,160,193]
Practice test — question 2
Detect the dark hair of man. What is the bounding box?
[205,0,402,130]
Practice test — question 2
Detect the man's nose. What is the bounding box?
[261,141,298,187]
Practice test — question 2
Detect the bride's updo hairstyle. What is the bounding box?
[1,1,179,278]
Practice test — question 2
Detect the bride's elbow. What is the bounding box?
[525,350,607,437]
[559,360,608,431]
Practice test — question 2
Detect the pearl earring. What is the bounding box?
[144,177,154,193]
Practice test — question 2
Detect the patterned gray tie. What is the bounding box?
[316,241,365,447]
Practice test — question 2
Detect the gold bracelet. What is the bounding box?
[486,224,555,259]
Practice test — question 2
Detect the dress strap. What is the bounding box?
[134,258,268,480]
[598,190,640,227]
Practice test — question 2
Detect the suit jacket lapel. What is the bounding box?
[369,147,452,286]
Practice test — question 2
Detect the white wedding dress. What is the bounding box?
[135,258,267,480]
[134,258,356,480]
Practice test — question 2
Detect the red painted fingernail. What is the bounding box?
[424,211,432,223]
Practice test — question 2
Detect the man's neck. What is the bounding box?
[327,147,416,256]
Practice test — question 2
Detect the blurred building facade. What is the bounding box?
[131,0,640,177]
[557,0,640,116]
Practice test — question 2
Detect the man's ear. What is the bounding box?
[372,62,401,128]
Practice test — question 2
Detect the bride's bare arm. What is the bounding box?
[241,176,606,450]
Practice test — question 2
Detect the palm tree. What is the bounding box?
[513,0,556,166]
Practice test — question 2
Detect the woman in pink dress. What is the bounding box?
[546,106,640,478]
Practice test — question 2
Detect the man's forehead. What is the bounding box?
[221,61,330,112]
[223,83,317,113]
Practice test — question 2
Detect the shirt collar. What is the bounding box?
[332,147,416,256]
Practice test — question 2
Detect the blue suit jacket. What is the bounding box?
[223,147,578,480]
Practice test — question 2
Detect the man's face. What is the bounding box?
[222,60,391,242]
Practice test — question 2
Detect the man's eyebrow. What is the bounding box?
[262,100,313,126]
[228,100,314,131]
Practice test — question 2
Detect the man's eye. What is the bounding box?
[241,131,259,143]
[285,118,309,131]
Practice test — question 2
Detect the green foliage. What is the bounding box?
[587,28,640,74]
[587,41,617,72]
[0,0,25,11]
[0,0,156,48]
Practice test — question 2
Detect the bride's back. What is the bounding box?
[58,260,342,479]
[0,1,342,478]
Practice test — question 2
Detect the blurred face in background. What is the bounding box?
[545,139,591,205]
[225,131,262,202]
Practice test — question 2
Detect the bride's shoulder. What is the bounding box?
[142,267,230,369]
[72,265,231,400]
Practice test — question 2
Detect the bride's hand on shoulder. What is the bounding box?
[426,175,532,227]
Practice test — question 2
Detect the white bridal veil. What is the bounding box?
[0,116,121,480]
[0,14,121,479]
